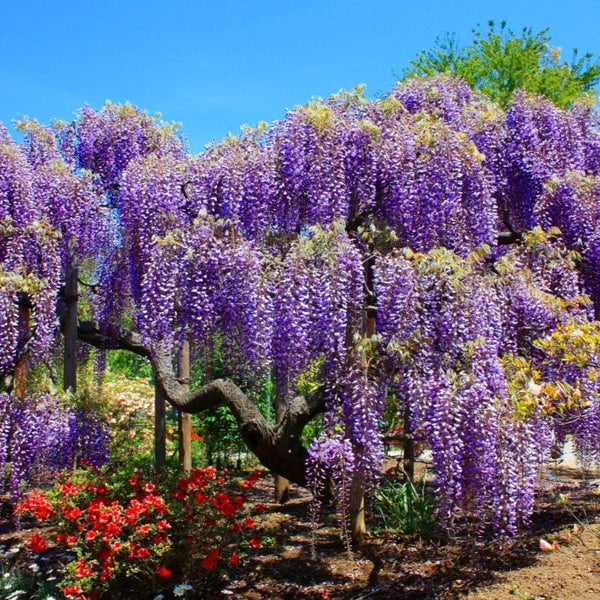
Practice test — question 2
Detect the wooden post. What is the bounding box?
[154,383,166,470]
[274,401,291,503]
[178,339,192,473]
[13,302,31,400]
[402,405,415,482]
[63,265,78,392]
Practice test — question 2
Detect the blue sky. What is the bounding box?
[1,1,599,153]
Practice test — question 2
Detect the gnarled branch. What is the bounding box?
[149,344,322,485]
[68,316,323,486]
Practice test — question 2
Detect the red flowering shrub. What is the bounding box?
[16,465,265,599]
[167,466,264,578]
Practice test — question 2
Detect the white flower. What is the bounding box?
[29,563,40,572]
[173,583,193,597]
[44,596,57,600]
[528,380,542,396]
[153,595,165,600]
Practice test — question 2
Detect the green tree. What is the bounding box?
[405,21,600,108]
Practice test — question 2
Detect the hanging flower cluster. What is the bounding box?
[0,393,110,502]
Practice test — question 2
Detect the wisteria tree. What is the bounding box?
[4,75,600,543]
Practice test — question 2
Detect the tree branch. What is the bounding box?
[148,345,322,485]
[68,315,322,486]
[76,320,149,357]
[497,230,523,245]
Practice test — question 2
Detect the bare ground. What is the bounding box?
[222,467,600,600]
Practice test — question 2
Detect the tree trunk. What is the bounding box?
[348,284,376,543]
[177,340,192,473]
[63,265,78,392]
[350,475,367,542]
[350,314,374,542]
[154,383,166,470]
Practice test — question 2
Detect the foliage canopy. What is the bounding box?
[405,21,600,108]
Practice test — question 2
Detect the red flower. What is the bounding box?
[85,530,98,541]
[66,535,78,546]
[243,517,254,528]
[255,504,265,514]
[152,534,169,545]
[55,533,67,544]
[129,476,139,487]
[74,558,94,579]
[156,566,172,579]
[62,585,84,597]
[201,547,220,570]
[98,547,112,563]
[29,533,47,553]
[60,483,78,496]
[156,519,171,531]
[103,521,121,539]
[229,553,240,565]
[64,506,83,520]
[135,547,151,559]
[142,483,155,493]
[16,490,54,520]
[249,537,261,549]
[135,524,150,535]
[212,492,236,517]
[143,494,167,513]
[241,469,262,489]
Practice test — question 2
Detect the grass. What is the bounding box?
[374,470,436,538]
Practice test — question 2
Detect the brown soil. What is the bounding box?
[222,467,600,600]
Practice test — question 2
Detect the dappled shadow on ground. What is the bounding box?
[228,470,600,600]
